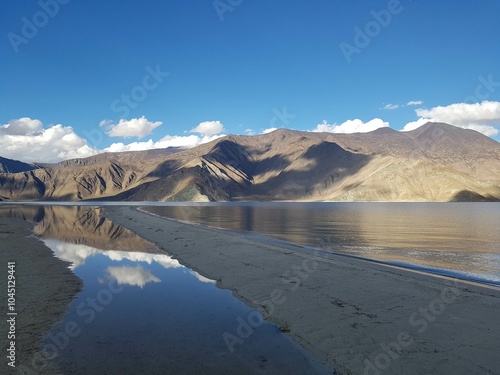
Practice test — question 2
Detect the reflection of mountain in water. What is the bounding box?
[144,204,500,284]
[0,205,159,252]
[0,205,215,285]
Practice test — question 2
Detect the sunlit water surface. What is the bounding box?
[143,202,500,285]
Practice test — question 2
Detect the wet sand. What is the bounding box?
[0,218,82,374]
[105,206,500,375]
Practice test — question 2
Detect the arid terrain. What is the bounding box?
[1,123,499,202]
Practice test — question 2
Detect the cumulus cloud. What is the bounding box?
[383,104,399,110]
[262,127,278,134]
[0,117,98,163]
[0,116,231,163]
[0,117,42,135]
[401,118,433,132]
[407,100,423,106]
[402,100,500,136]
[190,120,225,137]
[104,116,162,138]
[312,118,389,134]
[104,134,223,153]
[107,265,161,288]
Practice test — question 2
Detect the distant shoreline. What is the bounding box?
[2,199,500,206]
[105,205,500,375]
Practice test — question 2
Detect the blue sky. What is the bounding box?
[1,0,500,162]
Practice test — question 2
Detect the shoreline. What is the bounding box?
[0,217,83,374]
[105,205,500,375]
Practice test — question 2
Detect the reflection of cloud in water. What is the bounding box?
[107,266,160,288]
[42,239,217,284]
[42,239,182,270]
[189,270,216,284]
[104,251,182,270]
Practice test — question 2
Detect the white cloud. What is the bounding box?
[383,104,399,110]
[0,117,43,135]
[104,134,224,153]
[104,139,157,153]
[107,265,161,288]
[402,118,433,132]
[104,116,162,138]
[262,127,278,134]
[190,120,225,137]
[0,118,98,163]
[0,117,229,163]
[402,100,500,136]
[155,134,222,148]
[244,129,255,135]
[407,100,423,106]
[312,118,389,134]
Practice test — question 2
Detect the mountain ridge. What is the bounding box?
[1,123,499,202]
[0,156,37,173]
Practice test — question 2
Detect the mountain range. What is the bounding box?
[1,122,499,202]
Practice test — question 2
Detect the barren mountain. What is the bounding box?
[0,123,499,202]
[0,156,36,173]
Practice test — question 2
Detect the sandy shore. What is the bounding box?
[104,206,500,375]
[0,217,82,374]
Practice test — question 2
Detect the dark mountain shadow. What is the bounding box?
[92,179,160,201]
[246,141,372,199]
[145,159,182,178]
[0,156,37,173]
[154,140,372,201]
[0,172,45,200]
[449,190,500,202]
[204,140,255,179]
[246,154,292,176]
[201,140,293,197]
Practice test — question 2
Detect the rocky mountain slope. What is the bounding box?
[0,156,36,173]
[1,123,499,202]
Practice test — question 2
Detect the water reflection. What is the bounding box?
[107,265,160,288]
[0,205,213,284]
[0,204,158,252]
[144,202,500,284]
[0,205,330,375]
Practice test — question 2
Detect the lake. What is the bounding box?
[143,202,500,286]
[2,201,499,374]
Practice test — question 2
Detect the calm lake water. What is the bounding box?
[143,202,500,286]
[0,205,331,375]
[2,202,499,373]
